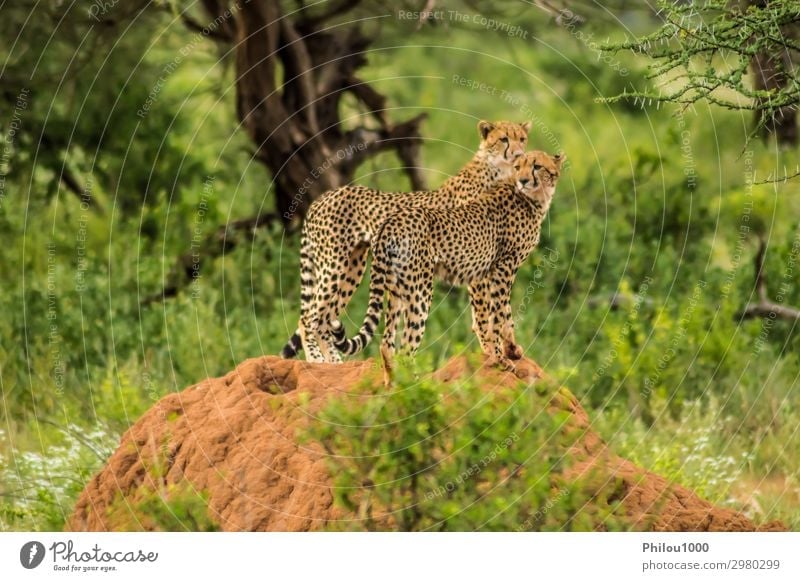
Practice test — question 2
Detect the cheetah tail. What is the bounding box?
[280,330,302,359]
[331,261,387,355]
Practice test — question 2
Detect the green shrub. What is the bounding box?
[0,424,116,531]
[105,483,220,532]
[307,360,629,531]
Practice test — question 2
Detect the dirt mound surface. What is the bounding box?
[68,356,785,532]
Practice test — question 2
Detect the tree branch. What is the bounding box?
[57,166,103,213]
[180,13,233,42]
[279,17,322,135]
[336,112,428,188]
[298,0,363,27]
[738,236,800,322]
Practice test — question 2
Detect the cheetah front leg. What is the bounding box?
[499,301,524,360]
[495,266,523,361]
[468,279,495,357]
[487,263,523,370]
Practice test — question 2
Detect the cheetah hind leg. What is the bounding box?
[315,242,371,363]
[301,276,337,363]
[310,266,345,363]
[400,276,432,356]
[298,320,326,362]
[326,244,370,361]
[337,242,369,314]
[318,324,343,363]
[380,295,401,387]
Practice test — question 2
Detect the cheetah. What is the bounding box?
[330,150,565,383]
[281,120,531,363]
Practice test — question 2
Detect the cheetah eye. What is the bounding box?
[521,137,527,143]
[500,136,509,143]
[533,164,543,170]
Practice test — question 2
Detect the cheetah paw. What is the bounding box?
[487,356,517,374]
[504,342,524,361]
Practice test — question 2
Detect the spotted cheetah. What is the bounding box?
[281,120,531,363]
[330,150,565,382]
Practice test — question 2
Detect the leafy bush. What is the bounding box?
[105,484,220,532]
[307,360,628,531]
[0,425,116,531]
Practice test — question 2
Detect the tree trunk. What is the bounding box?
[750,0,799,146]
[203,0,428,227]
[146,0,429,303]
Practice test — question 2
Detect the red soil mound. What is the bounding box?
[68,356,785,532]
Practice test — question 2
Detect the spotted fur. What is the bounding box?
[330,151,565,381]
[281,120,531,362]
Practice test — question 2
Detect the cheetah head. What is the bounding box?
[514,150,566,200]
[477,120,531,176]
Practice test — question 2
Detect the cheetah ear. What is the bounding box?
[478,120,495,140]
[521,121,531,133]
[554,152,566,169]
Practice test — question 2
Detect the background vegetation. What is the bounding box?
[1,1,799,530]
